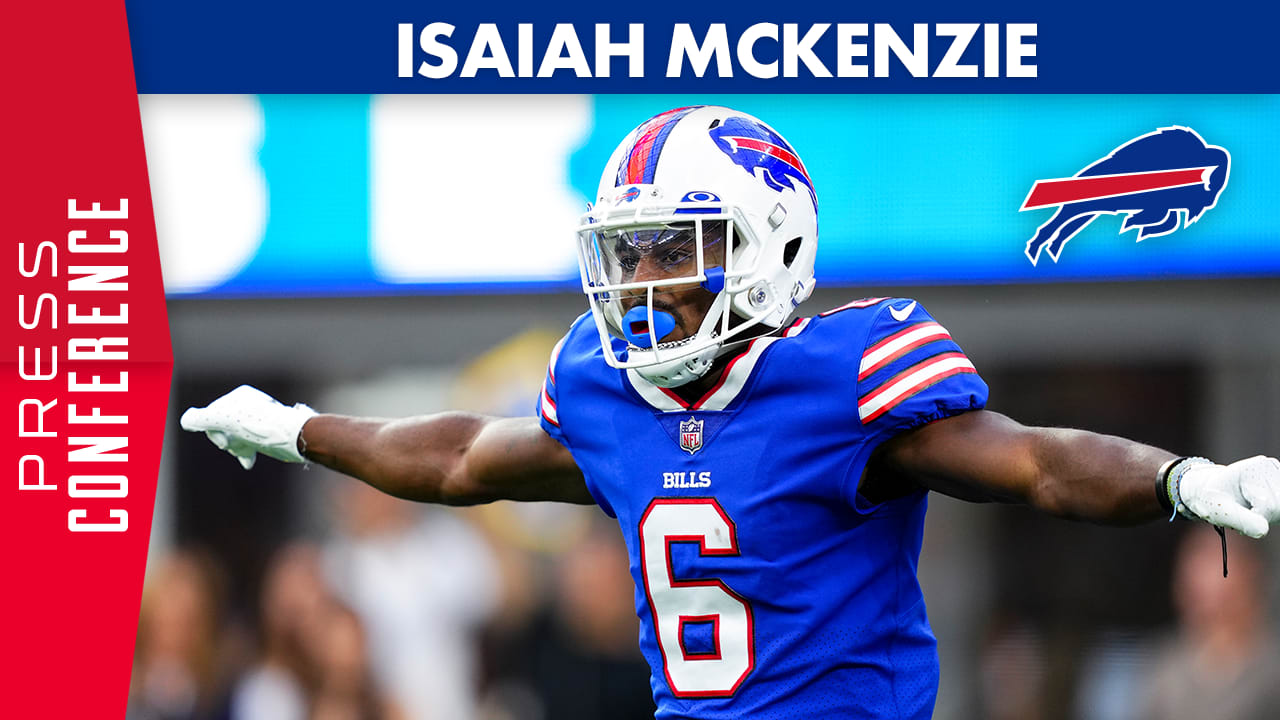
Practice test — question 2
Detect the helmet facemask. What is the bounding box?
[577,203,783,388]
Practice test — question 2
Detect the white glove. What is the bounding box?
[1173,456,1280,538]
[180,385,317,470]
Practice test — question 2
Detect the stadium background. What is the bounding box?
[139,95,1280,720]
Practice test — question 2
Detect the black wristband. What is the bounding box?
[1155,458,1178,515]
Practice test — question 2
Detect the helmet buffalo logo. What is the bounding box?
[616,186,642,205]
[710,117,817,211]
[678,417,704,455]
[1021,127,1230,265]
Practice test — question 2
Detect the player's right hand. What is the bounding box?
[180,385,317,470]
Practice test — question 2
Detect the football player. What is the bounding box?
[183,106,1280,719]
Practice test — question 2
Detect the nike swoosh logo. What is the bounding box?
[889,300,917,322]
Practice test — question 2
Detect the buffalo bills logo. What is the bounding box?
[616,186,642,205]
[678,417,703,455]
[710,117,817,211]
[1022,127,1230,265]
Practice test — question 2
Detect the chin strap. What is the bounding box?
[633,343,718,388]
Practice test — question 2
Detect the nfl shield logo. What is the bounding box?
[679,417,704,455]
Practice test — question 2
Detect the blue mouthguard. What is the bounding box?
[622,306,677,348]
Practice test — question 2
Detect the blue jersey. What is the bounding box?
[537,298,988,720]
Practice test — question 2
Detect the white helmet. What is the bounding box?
[576,105,818,388]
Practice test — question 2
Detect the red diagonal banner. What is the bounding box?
[3,1,171,717]
[1020,166,1213,210]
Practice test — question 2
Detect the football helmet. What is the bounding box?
[576,106,818,388]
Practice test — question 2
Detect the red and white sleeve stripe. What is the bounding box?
[858,352,977,424]
[539,384,559,426]
[858,322,952,381]
[539,335,568,427]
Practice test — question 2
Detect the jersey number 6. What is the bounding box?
[639,498,756,698]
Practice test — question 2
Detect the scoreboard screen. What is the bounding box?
[147,94,1280,297]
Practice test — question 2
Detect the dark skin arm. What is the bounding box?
[298,404,1171,523]
[298,412,592,506]
[866,409,1174,525]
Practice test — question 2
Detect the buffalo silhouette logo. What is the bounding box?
[710,117,817,211]
[616,186,641,205]
[1021,127,1230,265]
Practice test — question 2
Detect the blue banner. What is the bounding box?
[144,94,1279,296]
[126,1,1278,93]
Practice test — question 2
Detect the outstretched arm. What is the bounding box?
[300,412,591,505]
[869,410,1170,524]
[181,385,592,507]
[870,409,1280,535]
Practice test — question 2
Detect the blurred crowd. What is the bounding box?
[128,484,654,720]
[975,529,1280,720]
[127,490,1280,720]
[141,328,1280,720]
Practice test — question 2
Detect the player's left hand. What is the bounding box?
[1175,456,1280,538]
